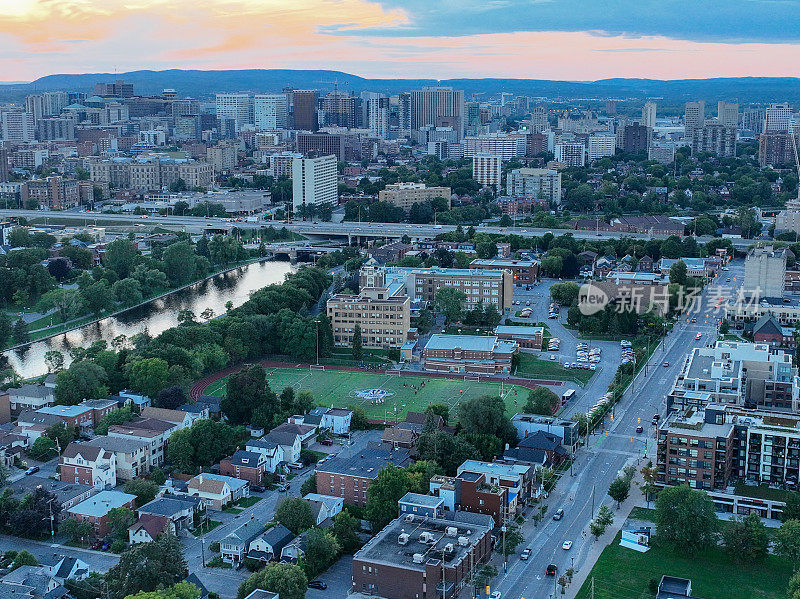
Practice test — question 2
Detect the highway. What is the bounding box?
[0,209,756,249]
[491,260,744,599]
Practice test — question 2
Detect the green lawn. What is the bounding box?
[575,531,792,599]
[236,496,262,508]
[734,482,792,502]
[191,520,222,537]
[203,366,530,421]
[515,352,594,385]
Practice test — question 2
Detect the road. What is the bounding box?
[184,430,381,597]
[490,261,744,599]
[0,533,120,572]
[0,209,754,249]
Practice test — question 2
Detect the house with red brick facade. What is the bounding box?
[60,443,117,489]
[220,450,269,486]
[314,446,411,506]
[65,490,136,537]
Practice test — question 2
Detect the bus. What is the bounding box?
[561,389,576,403]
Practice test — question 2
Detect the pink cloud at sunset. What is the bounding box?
[0,0,799,80]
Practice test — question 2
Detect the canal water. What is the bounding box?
[4,260,294,379]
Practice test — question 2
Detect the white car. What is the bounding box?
[562,540,573,550]
[490,592,502,599]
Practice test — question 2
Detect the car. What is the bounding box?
[636,425,644,434]
[695,333,702,340]
[91,540,103,550]
[490,593,501,599]
[278,484,290,492]
[520,548,531,560]
[653,413,660,421]
[562,540,573,550]
[250,485,265,493]
[308,581,327,590]
[726,278,731,282]
[25,466,39,475]
[320,438,333,446]
[101,542,110,551]
[652,419,659,426]
[546,564,558,576]
[663,361,669,367]
[691,318,697,323]
[553,508,564,520]
[287,462,304,470]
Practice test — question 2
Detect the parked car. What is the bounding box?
[546,564,558,576]
[562,540,573,551]
[25,466,39,476]
[520,548,531,560]
[636,426,644,434]
[308,581,327,590]
[250,485,265,493]
[320,438,333,446]
[553,508,564,520]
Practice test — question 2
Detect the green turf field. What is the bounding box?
[203,366,530,421]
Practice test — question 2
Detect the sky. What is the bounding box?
[1,0,800,82]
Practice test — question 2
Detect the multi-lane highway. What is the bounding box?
[0,209,757,249]
[491,260,743,599]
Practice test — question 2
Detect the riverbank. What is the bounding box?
[2,256,284,353]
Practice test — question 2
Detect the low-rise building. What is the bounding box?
[303,493,344,525]
[303,407,352,434]
[65,490,136,537]
[137,495,203,531]
[351,511,494,599]
[314,446,411,506]
[511,414,581,451]
[108,417,178,468]
[59,443,117,489]
[220,450,269,486]
[10,478,96,517]
[247,524,294,564]
[469,257,539,286]
[493,325,543,350]
[423,334,518,375]
[128,514,174,544]
[221,519,264,565]
[244,438,283,472]
[456,460,535,512]
[378,183,451,211]
[141,406,203,429]
[327,287,411,349]
[398,492,445,519]
[185,473,248,510]
[8,385,54,415]
[83,436,150,481]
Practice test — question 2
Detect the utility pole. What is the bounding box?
[502,523,507,573]
[591,484,595,518]
[591,577,595,599]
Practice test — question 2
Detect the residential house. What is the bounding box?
[398,492,445,518]
[456,460,535,515]
[270,422,316,447]
[65,490,136,537]
[280,533,306,562]
[185,473,248,509]
[0,392,10,424]
[179,403,210,421]
[314,445,411,506]
[194,395,222,419]
[117,390,152,410]
[261,430,302,464]
[128,513,174,544]
[241,591,277,599]
[501,430,569,468]
[77,399,119,425]
[0,431,26,467]
[34,405,95,429]
[59,443,117,489]
[83,436,149,480]
[45,557,90,585]
[141,407,201,429]
[221,518,264,565]
[304,407,353,434]
[637,256,654,272]
[1,566,62,599]
[137,495,203,531]
[220,450,269,486]
[15,411,63,442]
[303,493,344,525]
[381,426,419,450]
[751,314,796,348]
[247,524,294,563]
[244,439,283,473]
[10,478,96,517]
[8,385,54,415]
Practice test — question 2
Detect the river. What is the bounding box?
[4,260,295,380]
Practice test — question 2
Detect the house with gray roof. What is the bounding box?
[247,524,294,563]
[245,438,283,472]
[138,495,203,530]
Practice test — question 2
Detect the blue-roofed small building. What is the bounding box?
[398,492,444,518]
[65,489,136,537]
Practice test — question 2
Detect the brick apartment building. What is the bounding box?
[327,287,411,348]
[469,258,540,286]
[220,450,269,486]
[314,446,411,506]
[422,334,518,375]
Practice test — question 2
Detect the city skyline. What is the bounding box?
[2,0,800,82]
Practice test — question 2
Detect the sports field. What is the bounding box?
[202,366,529,421]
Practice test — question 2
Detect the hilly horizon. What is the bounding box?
[1,69,799,104]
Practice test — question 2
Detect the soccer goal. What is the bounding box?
[464,375,481,382]
[310,364,326,371]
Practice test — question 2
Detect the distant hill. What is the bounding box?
[2,69,799,103]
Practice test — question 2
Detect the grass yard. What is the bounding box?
[191,520,222,537]
[203,366,530,421]
[734,482,792,502]
[515,352,594,385]
[575,531,792,599]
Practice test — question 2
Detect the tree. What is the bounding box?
[589,519,606,540]
[476,241,498,259]
[221,365,276,425]
[128,358,170,399]
[352,323,363,361]
[365,464,412,531]
[60,518,93,543]
[275,497,315,534]
[44,350,64,373]
[12,318,28,344]
[82,280,116,315]
[332,510,361,554]
[28,436,58,461]
[608,476,631,508]
[550,282,580,306]
[303,527,340,577]
[10,550,37,570]
[596,505,614,527]
[104,239,139,279]
[163,241,197,287]
[108,506,135,542]
[654,484,717,555]
[541,255,563,277]
[0,312,10,347]
[94,406,136,436]
[773,519,800,566]
[37,289,86,324]
[112,278,144,307]
[0,462,8,489]
[424,403,449,425]
[124,479,159,507]
[524,387,560,415]
[237,563,307,599]
[54,361,109,405]
[155,386,187,410]
[416,430,479,475]
[457,395,517,446]
[46,422,78,452]
[500,525,524,555]
[722,512,768,563]
[435,287,466,324]
[125,582,201,599]
[669,260,688,286]
[106,534,187,599]
[640,463,658,507]
[790,570,800,599]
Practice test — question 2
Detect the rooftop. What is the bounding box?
[353,512,493,572]
[37,405,92,418]
[399,492,445,508]
[424,334,500,352]
[316,446,411,478]
[457,460,531,480]
[470,258,537,268]
[68,490,136,517]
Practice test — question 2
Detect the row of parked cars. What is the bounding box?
[565,342,600,370]
[548,337,561,352]
[620,339,635,365]
[548,303,560,319]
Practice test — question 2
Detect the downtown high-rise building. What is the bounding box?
[684,101,706,140]
[364,93,389,138]
[292,154,337,211]
[291,90,319,131]
[765,102,792,132]
[530,105,549,134]
[641,101,657,128]
[410,87,465,141]
[320,91,358,129]
[717,101,739,128]
[254,94,288,130]
[397,93,412,132]
[215,93,252,132]
[741,107,765,134]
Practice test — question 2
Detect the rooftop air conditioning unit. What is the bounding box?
[443,543,454,553]
[445,526,458,537]
[413,553,425,564]
[419,532,435,544]
[398,533,410,546]
[405,514,415,523]
[458,536,469,547]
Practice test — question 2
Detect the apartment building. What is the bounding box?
[692,123,737,158]
[469,257,540,286]
[351,511,493,599]
[107,418,177,468]
[667,341,800,413]
[326,286,411,348]
[360,265,513,312]
[253,94,288,130]
[84,436,150,481]
[88,157,212,191]
[422,334,518,375]
[66,490,137,537]
[25,176,79,209]
[743,245,787,299]
[377,183,451,211]
[60,443,117,489]
[314,446,411,506]
[429,473,508,526]
[463,133,527,159]
[472,154,502,191]
[505,168,562,204]
[292,154,337,212]
[554,142,585,167]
